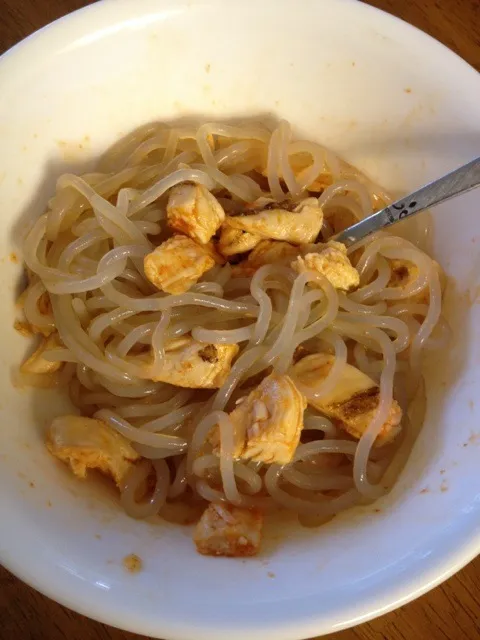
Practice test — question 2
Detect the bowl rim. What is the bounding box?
[1,0,480,638]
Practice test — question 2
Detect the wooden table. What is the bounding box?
[1,1,479,639]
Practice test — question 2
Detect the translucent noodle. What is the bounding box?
[20,119,445,536]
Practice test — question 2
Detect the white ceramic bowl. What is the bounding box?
[1,1,479,638]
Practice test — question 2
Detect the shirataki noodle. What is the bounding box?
[20,120,444,524]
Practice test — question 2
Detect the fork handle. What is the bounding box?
[332,156,480,248]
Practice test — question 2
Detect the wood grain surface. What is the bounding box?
[1,1,479,639]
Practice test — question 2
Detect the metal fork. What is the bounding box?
[332,157,480,248]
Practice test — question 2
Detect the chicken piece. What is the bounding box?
[167,183,225,244]
[217,225,261,257]
[20,333,63,374]
[203,240,227,265]
[292,353,401,446]
[292,242,360,291]
[387,258,446,304]
[144,235,215,294]
[213,373,306,464]
[232,240,299,278]
[46,415,140,487]
[193,503,263,557]
[151,337,239,388]
[224,197,323,245]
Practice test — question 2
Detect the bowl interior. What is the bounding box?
[0,1,480,639]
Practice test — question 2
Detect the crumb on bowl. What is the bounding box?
[123,553,143,574]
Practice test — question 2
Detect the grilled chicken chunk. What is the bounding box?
[144,235,215,294]
[217,225,261,257]
[194,503,263,557]
[223,198,323,245]
[46,415,140,487]
[292,241,360,291]
[167,183,225,244]
[151,337,239,389]
[212,373,306,464]
[292,353,402,446]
